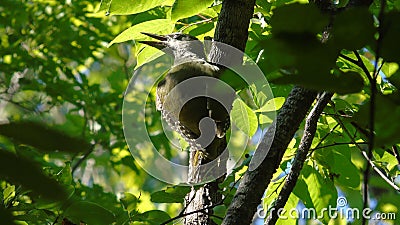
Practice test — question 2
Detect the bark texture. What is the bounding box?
[184,0,256,224]
[222,87,317,224]
[265,92,333,225]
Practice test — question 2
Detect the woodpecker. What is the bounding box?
[140,33,233,172]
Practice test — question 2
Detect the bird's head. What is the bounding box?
[139,32,206,63]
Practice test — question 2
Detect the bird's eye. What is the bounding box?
[172,34,181,39]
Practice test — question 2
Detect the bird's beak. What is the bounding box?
[139,32,168,50]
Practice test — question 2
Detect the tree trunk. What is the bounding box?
[184,0,256,224]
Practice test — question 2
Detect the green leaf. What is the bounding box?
[270,3,329,34]
[3,185,15,207]
[255,97,285,112]
[353,93,400,147]
[218,69,248,91]
[230,98,258,136]
[131,6,171,25]
[0,205,15,225]
[314,146,360,188]
[276,194,299,225]
[54,114,86,137]
[374,192,400,224]
[264,176,285,211]
[340,188,363,214]
[64,201,115,225]
[120,193,138,213]
[135,44,166,69]
[387,70,400,89]
[212,205,226,223]
[258,37,296,72]
[34,185,74,210]
[258,113,274,126]
[171,0,214,21]
[381,11,400,62]
[121,156,140,173]
[260,33,351,93]
[97,0,112,14]
[263,175,299,224]
[0,149,67,200]
[136,210,171,225]
[0,121,90,153]
[104,0,170,15]
[150,186,191,203]
[275,71,364,94]
[374,149,399,172]
[187,22,215,39]
[302,165,337,224]
[381,62,399,78]
[108,19,175,47]
[261,6,372,95]
[293,178,314,209]
[330,147,360,188]
[331,7,375,50]
[13,208,50,224]
[58,163,73,185]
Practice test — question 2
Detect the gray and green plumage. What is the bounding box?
[140,33,232,169]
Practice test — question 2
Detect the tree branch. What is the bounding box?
[339,53,360,67]
[353,50,373,83]
[313,123,340,149]
[332,107,400,193]
[222,87,317,224]
[72,146,94,174]
[264,92,333,225]
[391,145,400,165]
[221,0,376,223]
[311,141,368,151]
[361,150,400,192]
[362,1,386,223]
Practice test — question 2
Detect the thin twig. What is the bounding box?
[72,145,94,174]
[160,201,223,225]
[332,104,400,193]
[321,112,353,118]
[0,97,36,113]
[265,92,333,225]
[391,145,400,165]
[51,215,59,225]
[339,53,359,66]
[313,123,340,149]
[177,187,198,218]
[353,50,373,84]
[361,150,400,192]
[311,141,368,151]
[266,175,287,198]
[179,17,217,32]
[197,14,209,20]
[361,1,386,224]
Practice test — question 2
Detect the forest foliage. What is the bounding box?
[1,0,400,224]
